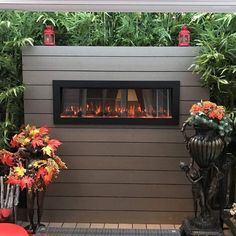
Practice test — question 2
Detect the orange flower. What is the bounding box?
[190,104,203,113]
[215,107,225,120]
[208,111,218,119]
[208,105,225,120]
[202,101,217,111]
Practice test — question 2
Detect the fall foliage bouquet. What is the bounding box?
[187,101,232,142]
[0,125,67,191]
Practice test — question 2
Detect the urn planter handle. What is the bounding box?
[181,120,191,145]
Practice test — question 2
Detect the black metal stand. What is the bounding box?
[218,153,236,235]
[180,152,236,236]
[179,163,224,236]
[180,122,236,236]
[25,190,46,234]
[180,217,223,236]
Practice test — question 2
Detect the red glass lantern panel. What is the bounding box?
[178,25,190,47]
[44,25,55,46]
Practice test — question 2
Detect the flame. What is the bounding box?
[95,105,102,115]
[61,103,172,119]
[128,105,135,116]
[137,105,142,113]
[106,106,111,113]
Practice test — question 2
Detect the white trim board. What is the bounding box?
[1,0,236,12]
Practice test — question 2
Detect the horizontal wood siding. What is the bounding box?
[49,156,190,171]
[23,71,201,86]
[57,143,188,157]
[23,56,195,71]
[56,170,188,185]
[22,46,208,223]
[47,183,192,198]
[43,197,193,211]
[41,210,191,224]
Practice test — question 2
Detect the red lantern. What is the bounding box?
[0,208,12,222]
[0,223,28,236]
[178,25,190,47]
[44,25,55,46]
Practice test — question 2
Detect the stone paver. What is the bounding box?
[160,224,175,229]
[76,223,91,228]
[133,224,146,229]
[118,223,133,229]
[104,223,118,228]
[62,223,77,228]
[90,223,105,228]
[147,224,161,229]
[48,222,63,227]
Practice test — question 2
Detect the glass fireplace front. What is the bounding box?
[53,81,179,125]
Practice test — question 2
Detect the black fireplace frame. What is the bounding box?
[53,80,180,125]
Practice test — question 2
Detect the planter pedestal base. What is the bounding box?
[180,218,223,236]
[25,223,46,234]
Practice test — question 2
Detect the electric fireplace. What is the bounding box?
[53,81,180,125]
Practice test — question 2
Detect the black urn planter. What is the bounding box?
[180,122,225,236]
[187,126,224,168]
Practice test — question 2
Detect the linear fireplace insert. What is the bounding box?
[53,81,180,125]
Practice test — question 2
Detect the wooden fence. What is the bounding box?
[22,46,209,223]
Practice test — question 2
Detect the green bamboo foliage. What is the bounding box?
[191,14,236,129]
[0,11,235,148]
[0,11,233,47]
[0,12,34,148]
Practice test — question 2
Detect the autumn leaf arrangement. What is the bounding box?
[0,125,67,191]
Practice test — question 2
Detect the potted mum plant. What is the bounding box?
[0,125,67,233]
[182,100,232,168]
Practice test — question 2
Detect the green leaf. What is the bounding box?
[218,79,229,85]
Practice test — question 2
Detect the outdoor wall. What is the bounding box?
[22,46,209,223]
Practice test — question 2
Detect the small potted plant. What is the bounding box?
[182,100,233,168]
[185,101,232,138]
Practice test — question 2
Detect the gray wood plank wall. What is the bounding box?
[22,46,209,223]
